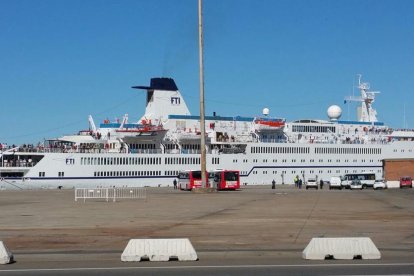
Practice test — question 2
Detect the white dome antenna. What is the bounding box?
[262,108,270,116]
[327,105,342,121]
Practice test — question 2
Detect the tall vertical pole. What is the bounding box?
[198,0,207,188]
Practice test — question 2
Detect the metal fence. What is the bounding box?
[75,187,147,202]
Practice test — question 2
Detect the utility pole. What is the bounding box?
[198,0,207,188]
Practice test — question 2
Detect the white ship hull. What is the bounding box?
[1,141,412,190]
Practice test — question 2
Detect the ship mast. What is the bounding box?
[198,0,207,188]
[344,75,380,122]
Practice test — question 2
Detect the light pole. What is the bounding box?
[198,0,207,189]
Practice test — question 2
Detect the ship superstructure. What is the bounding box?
[1,77,414,189]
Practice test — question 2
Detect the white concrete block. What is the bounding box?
[0,241,13,264]
[386,181,399,189]
[302,237,381,260]
[121,238,198,262]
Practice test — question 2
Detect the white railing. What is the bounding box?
[75,187,146,202]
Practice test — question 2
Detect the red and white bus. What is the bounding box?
[212,170,240,190]
[178,170,213,191]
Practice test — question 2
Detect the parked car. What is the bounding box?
[373,179,387,190]
[350,179,363,190]
[305,178,318,190]
[399,176,413,188]
[329,176,342,190]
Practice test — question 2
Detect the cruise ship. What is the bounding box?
[1,76,414,190]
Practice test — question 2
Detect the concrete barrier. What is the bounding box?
[0,241,13,264]
[302,237,381,260]
[121,238,198,262]
[386,181,399,189]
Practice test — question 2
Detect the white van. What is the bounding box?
[341,173,375,189]
[329,176,342,190]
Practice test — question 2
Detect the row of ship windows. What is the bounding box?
[165,171,180,176]
[129,144,156,150]
[94,171,162,177]
[250,146,382,155]
[80,157,218,166]
[237,159,380,163]
[315,147,381,155]
[243,169,382,176]
[38,171,173,177]
[292,125,336,133]
[251,147,310,154]
[80,157,382,166]
[77,155,390,167]
[80,157,162,166]
[393,149,413,153]
[165,157,201,165]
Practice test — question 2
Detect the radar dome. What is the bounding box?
[262,108,270,116]
[327,105,342,120]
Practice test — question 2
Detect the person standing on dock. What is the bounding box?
[294,175,299,188]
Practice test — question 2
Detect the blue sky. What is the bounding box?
[1,0,414,145]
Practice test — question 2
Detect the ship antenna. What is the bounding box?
[404,102,407,129]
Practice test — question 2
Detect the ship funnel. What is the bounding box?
[132,78,191,123]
